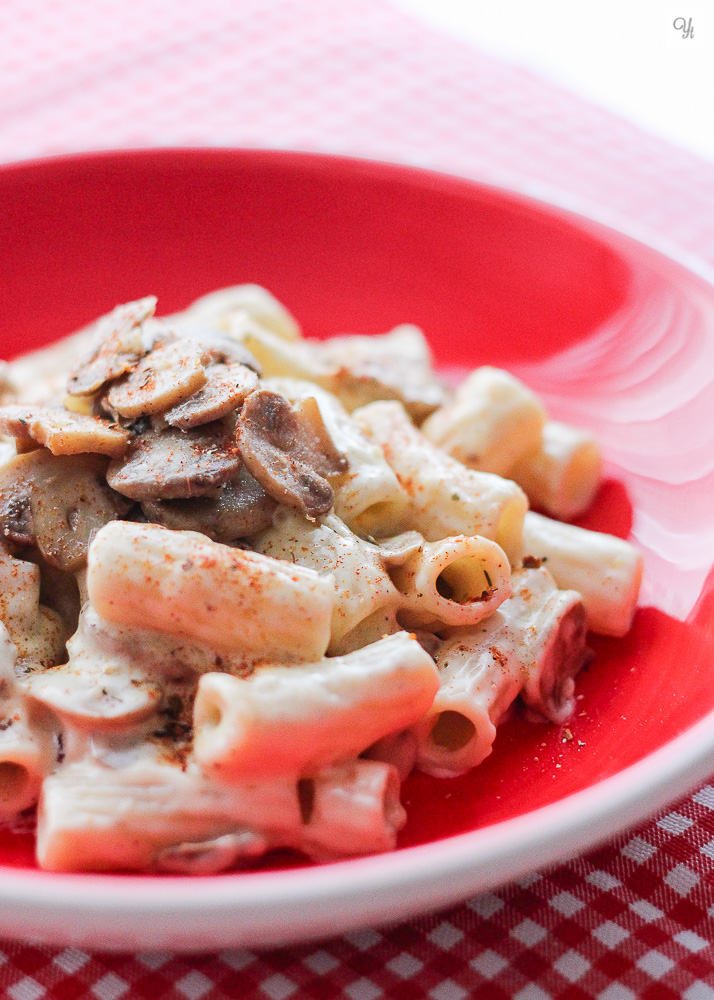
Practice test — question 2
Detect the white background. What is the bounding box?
[392,0,714,163]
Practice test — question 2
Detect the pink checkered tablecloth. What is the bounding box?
[1,0,714,996]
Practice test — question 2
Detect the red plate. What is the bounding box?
[2,149,714,950]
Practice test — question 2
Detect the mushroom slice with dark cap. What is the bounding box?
[0,449,132,571]
[105,339,207,420]
[236,390,348,518]
[142,466,277,542]
[165,364,259,430]
[107,423,242,501]
[66,296,158,397]
[0,405,131,459]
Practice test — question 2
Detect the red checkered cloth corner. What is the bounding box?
[1,0,714,996]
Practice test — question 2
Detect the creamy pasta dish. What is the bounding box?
[0,287,643,873]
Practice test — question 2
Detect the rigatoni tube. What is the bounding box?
[385,533,512,632]
[353,401,527,562]
[521,511,642,637]
[511,421,601,520]
[37,761,302,872]
[193,632,440,779]
[252,510,402,655]
[297,760,406,861]
[421,366,546,477]
[87,521,335,662]
[415,566,588,777]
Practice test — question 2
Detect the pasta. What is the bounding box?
[0,284,642,872]
[193,632,439,778]
[414,567,588,777]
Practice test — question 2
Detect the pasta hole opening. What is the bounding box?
[297,778,315,824]
[352,499,404,537]
[200,700,223,733]
[354,500,392,535]
[436,557,494,604]
[429,711,476,751]
[0,762,29,803]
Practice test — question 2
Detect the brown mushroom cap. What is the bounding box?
[107,423,242,500]
[236,390,348,518]
[0,449,132,572]
[0,405,131,458]
[141,465,277,541]
[164,363,259,430]
[66,297,157,397]
[105,339,207,420]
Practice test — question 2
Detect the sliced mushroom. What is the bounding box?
[236,390,348,518]
[141,465,277,541]
[106,423,242,500]
[105,339,207,420]
[164,364,259,430]
[319,325,446,422]
[25,661,162,727]
[0,405,131,458]
[66,297,158,397]
[0,449,132,571]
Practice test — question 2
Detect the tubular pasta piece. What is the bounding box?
[36,761,302,872]
[193,632,440,779]
[421,367,546,476]
[384,532,512,632]
[181,284,302,341]
[0,623,58,818]
[414,625,521,779]
[521,511,642,637]
[262,378,410,536]
[511,421,602,521]
[252,509,403,654]
[353,401,528,562]
[415,567,587,776]
[297,759,406,861]
[87,521,335,662]
[510,567,590,724]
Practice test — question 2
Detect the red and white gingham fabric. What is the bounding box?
[1,1,714,996]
